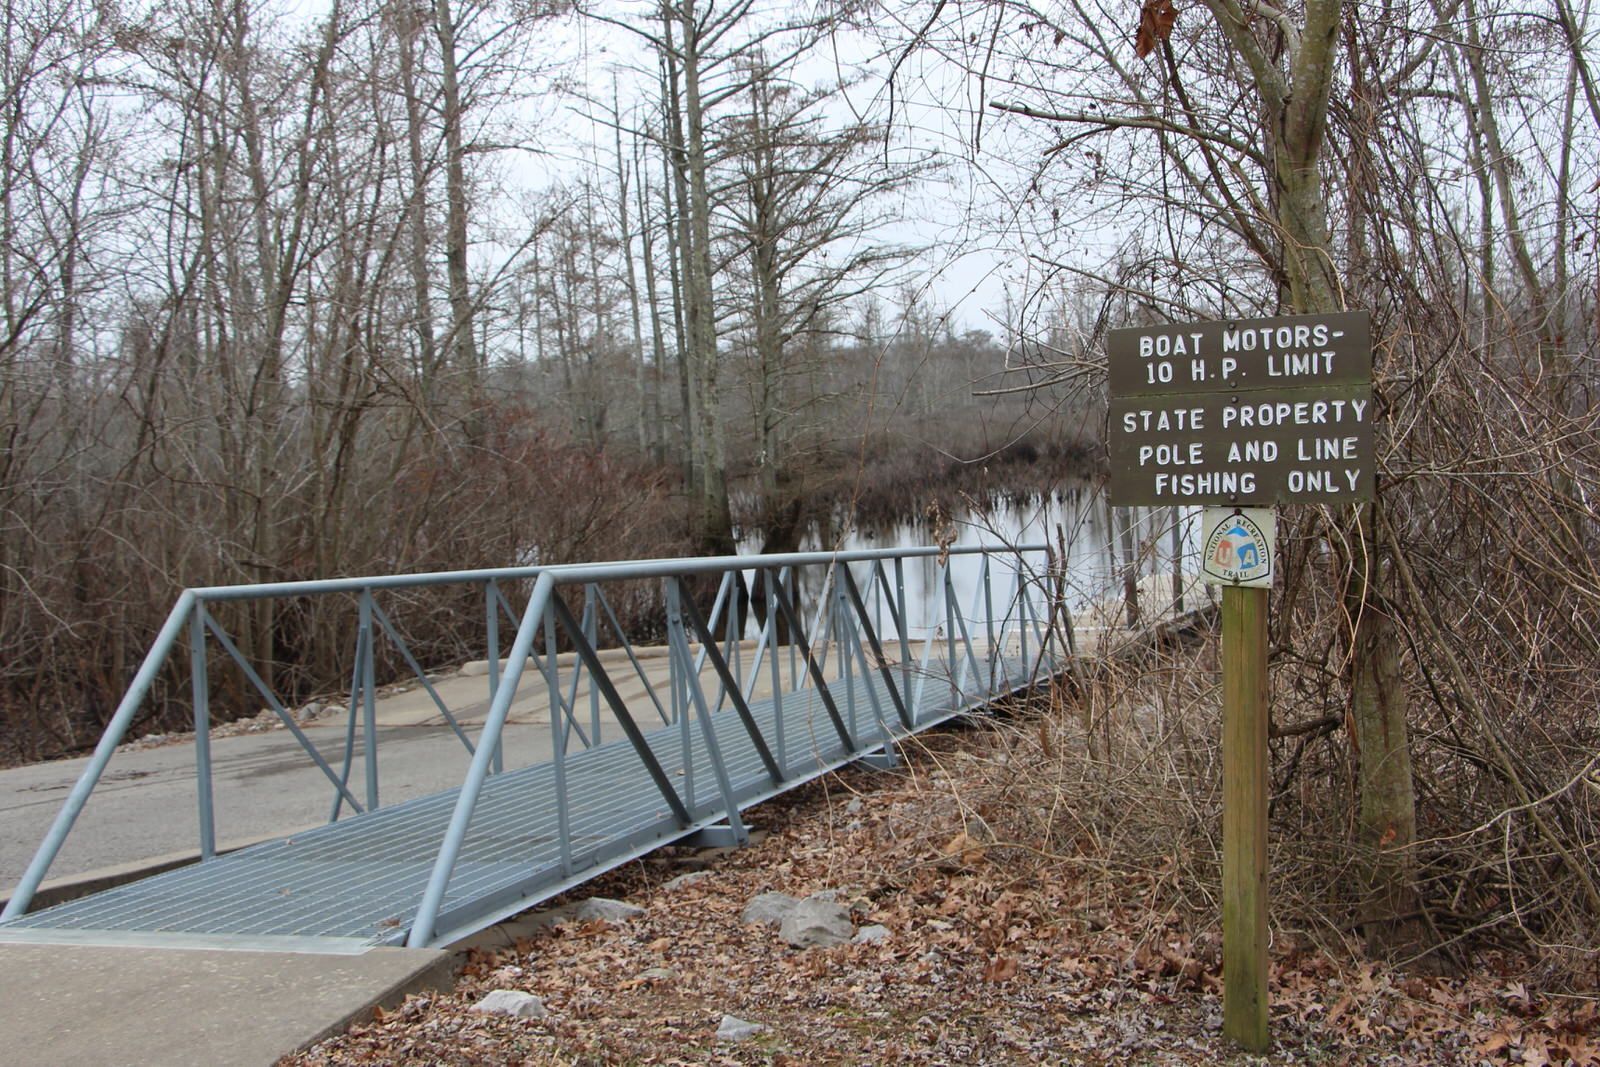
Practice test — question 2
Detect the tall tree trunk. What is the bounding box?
[614,93,652,457]
[1346,505,1419,946]
[660,29,702,522]
[396,0,441,406]
[434,0,482,438]
[678,0,734,553]
[1204,0,1420,951]
[638,156,670,464]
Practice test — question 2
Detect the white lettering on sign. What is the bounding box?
[1138,332,1205,358]
[1107,313,1372,505]
[1121,407,1205,433]
[1268,351,1335,377]
[1154,471,1259,497]
[1221,323,1331,352]
[1295,436,1358,461]
[1138,442,1204,467]
[1221,398,1367,428]
[1227,440,1279,463]
[1286,468,1363,493]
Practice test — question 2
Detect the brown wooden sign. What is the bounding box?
[1107,312,1374,506]
[1108,387,1374,504]
[1108,310,1370,397]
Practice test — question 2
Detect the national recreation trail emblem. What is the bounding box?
[1201,506,1276,588]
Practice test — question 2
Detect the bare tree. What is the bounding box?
[721,63,924,547]
[889,0,1600,955]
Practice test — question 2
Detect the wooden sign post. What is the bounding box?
[1107,312,1373,1052]
[1222,581,1269,1049]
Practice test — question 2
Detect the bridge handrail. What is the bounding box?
[179,543,1048,601]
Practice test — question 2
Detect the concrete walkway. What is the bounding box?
[0,941,452,1067]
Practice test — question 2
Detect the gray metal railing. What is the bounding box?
[3,543,1071,947]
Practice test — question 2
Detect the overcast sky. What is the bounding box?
[487,1,1035,335]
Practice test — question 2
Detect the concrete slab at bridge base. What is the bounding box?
[0,941,453,1067]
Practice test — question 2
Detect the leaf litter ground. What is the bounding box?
[284,719,1596,1066]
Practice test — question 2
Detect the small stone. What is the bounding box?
[716,1014,766,1042]
[779,896,853,948]
[663,871,710,891]
[471,989,546,1020]
[741,891,798,925]
[571,897,644,922]
[852,923,890,945]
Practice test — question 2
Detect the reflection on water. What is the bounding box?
[736,490,1203,639]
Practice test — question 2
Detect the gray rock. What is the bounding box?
[716,1014,767,1042]
[779,896,854,948]
[852,923,890,945]
[571,897,644,922]
[471,989,546,1020]
[805,887,867,911]
[663,870,710,891]
[741,891,798,925]
[964,814,996,843]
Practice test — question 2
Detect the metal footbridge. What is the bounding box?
[1,545,1071,950]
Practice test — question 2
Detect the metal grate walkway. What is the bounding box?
[2,651,1050,948]
[2,547,1068,950]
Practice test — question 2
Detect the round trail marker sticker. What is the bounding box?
[1202,507,1275,588]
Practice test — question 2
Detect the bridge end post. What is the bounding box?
[191,603,216,861]
[407,572,555,949]
[3,591,197,922]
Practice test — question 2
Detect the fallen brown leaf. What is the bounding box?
[1133,0,1178,59]
[940,830,987,867]
[983,954,1019,982]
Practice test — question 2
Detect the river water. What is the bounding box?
[737,490,1205,639]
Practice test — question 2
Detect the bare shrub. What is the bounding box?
[897,629,1598,988]
[0,402,687,764]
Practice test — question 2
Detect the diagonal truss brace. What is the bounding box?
[769,576,856,752]
[491,583,590,749]
[204,613,366,815]
[838,565,914,730]
[549,595,690,826]
[666,583,748,842]
[675,579,783,783]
